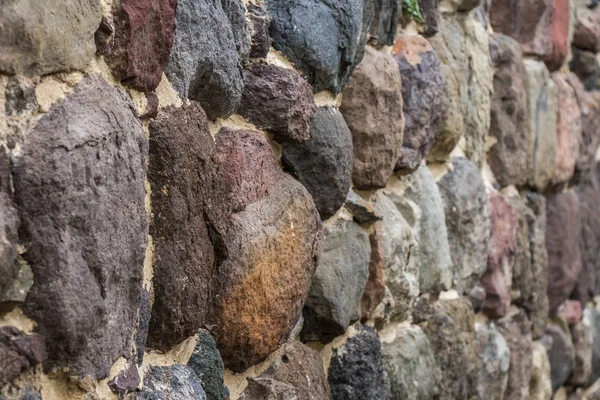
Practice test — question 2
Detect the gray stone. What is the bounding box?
[475,322,511,400]
[328,325,392,400]
[497,310,533,400]
[13,75,148,380]
[437,158,491,295]
[239,378,299,400]
[188,330,228,400]
[108,360,140,398]
[266,0,371,94]
[282,107,353,220]
[541,320,575,391]
[588,303,600,384]
[221,0,251,59]
[381,324,441,400]
[0,0,102,76]
[0,148,20,307]
[165,0,244,119]
[301,219,370,342]
[569,48,600,92]
[0,326,46,387]
[4,76,38,116]
[132,365,207,400]
[368,0,401,47]
[568,314,593,386]
[344,190,381,224]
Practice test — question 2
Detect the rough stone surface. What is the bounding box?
[481,191,517,318]
[381,324,441,400]
[541,321,575,391]
[0,385,42,400]
[545,0,570,71]
[340,46,404,189]
[361,221,386,320]
[247,3,271,59]
[241,341,330,400]
[487,34,529,187]
[507,196,532,308]
[428,13,493,167]
[95,0,177,92]
[239,378,299,400]
[558,300,583,326]
[0,327,46,387]
[239,63,316,143]
[529,341,553,400]
[328,325,392,400]
[282,107,353,220]
[412,296,479,400]
[545,191,582,315]
[392,34,445,171]
[419,0,441,37]
[568,315,593,386]
[266,0,370,94]
[589,304,600,384]
[524,59,558,190]
[4,76,38,117]
[165,0,244,119]
[345,190,381,224]
[437,158,491,295]
[373,193,420,321]
[13,75,148,380]
[108,361,140,398]
[301,220,370,342]
[0,0,102,76]
[573,0,600,52]
[441,0,481,12]
[132,365,207,400]
[551,73,582,186]
[497,310,533,400]
[221,0,251,59]
[0,149,20,306]
[369,0,401,46]
[570,48,600,92]
[187,330,228,400]
[474,322,511,400]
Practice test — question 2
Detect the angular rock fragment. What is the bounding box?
[247,3,271,59]
[369,0,401,47]
[282,107,353,220]
[0,327,45,387]
[573,0,600,52]
[529,341,553,400]
[475,322,511,400]
[340,46,404,189]
[568,314,593,386]
[239,64,315,143]
[345,190,381,224]
[419,0,441,37]
[13,75,148,380]
[187,330,228,400]
[361,221,386,320]
[541,320,575,391]
[569,47,600,92]
[221,0,250,59]
[497,310,533,400]
[132,365,207,400]
[108,361,140,398]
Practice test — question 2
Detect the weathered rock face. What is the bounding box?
[589,303,600,384]
[222,0,251,59]
[95,0,176,92]
[239,64,316,143]
[551,73,582,186]
[345,190,382,225]
[0,0,102,76]
[0,149,20,306]
[569,47,600,92]
[428,13,493,167]
[247,3,271,59]
[13,75,148,380]
[0,327,45,387]
[529,341,553,400]
[524,59,558,191]
[573,0,600,52]
[545,191,582,315]
[340,46,404,189]
[437,158,491,295]
[266,0,370,94]
[412,296,479,400]
[497,310,533,400]
[391,34,445,171]
[480,191,517,319]
[475,322,511,400]
[282,107,353,220]
[569,315,593,386]
[368,0,401,47]
[373,193,420,322]
[381,324,441,400]
[541,321,576,391]
[507,196,532,310]
[301,220,370,342]
[419,0,441,37]
[487,34,529,188]
[558,300,583,326]
[328,325,392,400]
[403,165,452,293]
[361,221,386,321]
[187,330,228,400]
[241,341,330,400]
[132,365,207,400]
[108,361,140,398]
[165,0,244,119]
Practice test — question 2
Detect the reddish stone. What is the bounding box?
[0,326,46,386]
[573,0,600,52]
[558,300,583,325]
[96,0,177,92]
[545,0,570,71]
[480,190,517,319]
[247,3,271,59]
[545,191,582,315]
[361,221,386,320]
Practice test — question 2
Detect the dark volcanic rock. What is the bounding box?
[95,0,177,92]
[541,321,575,391]
[487,34,529,187]
[392,33,445,171]
[266,0,371,94]
[437,158,491,295]
[0,148,20,305]
[368,0,401,47]
[545,191,582,315]
[132,365,207,400]
[0,327,46,387]
[188,330,228,400]
[419,0,441,37]
[221,0,251,59]
[570,47,600,92]
[497,310,533,400]
[328,325,391,400]
[108,361,140,398]
[134,288,151,365]
[340,46,404,189]
[239,64,316,143]
[282,107,353,220]
[247,3,271,59]
[165,0,244,119]
[13,75,148,380]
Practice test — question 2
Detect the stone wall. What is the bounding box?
[1,0,600,399]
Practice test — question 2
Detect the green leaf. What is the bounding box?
[403,0,425,24]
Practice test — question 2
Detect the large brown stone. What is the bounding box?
[391,34,445,172]
[545,191,582,315]
[0,327,46,387]
[95,0,176,92]
[0,0,102,76]
[340,46,404,189]
[13,75,148,380]
[239,64,316,143]
[573,0,600,52]
[497,310,533,400]
[487,34,529,187]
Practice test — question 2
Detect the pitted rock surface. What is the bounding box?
[0,327,46,387]
[188,330,229,400]
[247,3,271,59]
[0,149,20,306]
[221,0,251,59]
